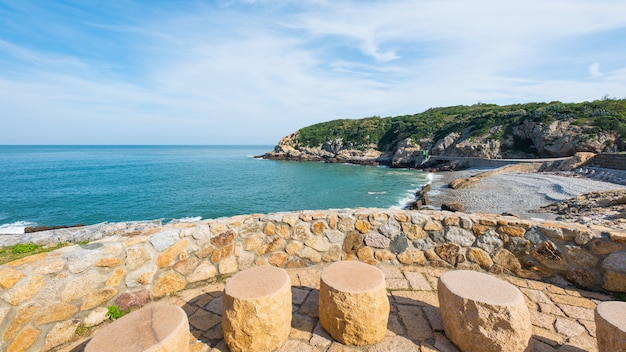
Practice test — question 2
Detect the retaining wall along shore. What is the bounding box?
[0,208,625,351]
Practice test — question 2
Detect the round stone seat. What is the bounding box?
[85,304,189,352]
[595,301,626,351]
[437,270,531,352]
[222,266,292,352]
[319,261,389,345]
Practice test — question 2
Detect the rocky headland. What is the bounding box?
[259,100,626,169]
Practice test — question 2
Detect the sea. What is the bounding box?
[0,145,431,235]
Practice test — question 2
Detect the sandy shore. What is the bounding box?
[427,168,626,221]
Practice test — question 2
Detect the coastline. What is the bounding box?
[426,167,626,223]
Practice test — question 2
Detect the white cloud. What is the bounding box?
[1,0,626,144]
[589,62,603,78]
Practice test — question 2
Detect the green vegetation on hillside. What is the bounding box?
[294,98,626,152]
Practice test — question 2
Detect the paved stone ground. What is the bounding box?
[60,264,614,352]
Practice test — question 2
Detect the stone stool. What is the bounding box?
[222,266,292,352]
[595,301,626,352]
[85,304,189,352]
[437,270,531,352]
[319,261,389,345]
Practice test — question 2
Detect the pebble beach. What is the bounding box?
[429,168,626,220]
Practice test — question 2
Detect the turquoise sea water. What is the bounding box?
[0,145,429,234]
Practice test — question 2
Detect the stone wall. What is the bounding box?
[587,153,626,170]
[0,208,624,351]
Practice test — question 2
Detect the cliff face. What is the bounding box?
[260,100,626,168]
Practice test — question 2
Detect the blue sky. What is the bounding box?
[1,0,626,145]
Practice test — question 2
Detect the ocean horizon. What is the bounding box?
[0,145,430,235]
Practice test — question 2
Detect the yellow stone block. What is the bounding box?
[81,287,118,310]
[106,268,126,286]
[2,275,45,306]
[8,326,40,352]
[6,253,48,267]
[94,257,123,267]
[499,225,526,237]
[0,268,24,289]
[34,302,78,325]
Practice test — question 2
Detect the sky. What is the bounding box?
[1,0,626,145]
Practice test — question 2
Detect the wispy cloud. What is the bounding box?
[0,0,625,144]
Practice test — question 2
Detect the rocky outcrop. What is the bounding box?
[260,132,390,166]
[259,103,624,168]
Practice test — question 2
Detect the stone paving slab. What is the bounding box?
[59,264,611,352]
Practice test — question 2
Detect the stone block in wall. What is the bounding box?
[424,220,443,232]
[435,243,461,266]
[152,272,186,298]
[538,223,573,241]
[337,217,355,233]
[115,289,151,310]
[476,231,503,254]
[413,237,436,251]
[157,239,189,268]
[84,307,108,327]
[397,249,427,265]
[390,234,409,254]
[311,221,328,235]
[61,272,107,303]
[211,245,233,262]
[322,245,342,262]
[34,258,66,275]
[566,269,595,290]
[106,268,125,286]
[81,287,118,310]
[342,232,364,255]
[404,223,427,240]
[34,302,78,325]
[125,264,157,288]
[364,232,390,248]
[8,325,39,352]
[444,227,475,247]
[609,230,626,244]
[187,262,217,283]
[506,237,531,257]
[565,246,598,268]
[379,217,401,239]
[602,251,626,292]
[375,249,396,261]
[150,229,180,251]
[499,225,526,237]
[590,238,622,255]
[306,236,330,252]
[0,268,24,289]
[494,249,521,273]
[324,229,344,243]
[355,220,371,234]
[43,319,81,351]
[269,252,289,267]
[257,238,286,255]
[125,246,151,270]
[209,230,234,247]
[297,247,322,263]
[368,211,389,226]
[5,303,39,340]
[467,247,493,270]
[292,223,312,241]
[219,256,239,274]
[533,241,567,271]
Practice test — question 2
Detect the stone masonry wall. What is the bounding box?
[587,153,626,170]
[0,208,625,351]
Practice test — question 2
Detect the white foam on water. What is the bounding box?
[0,221,35,235]
[168,216,202,224]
